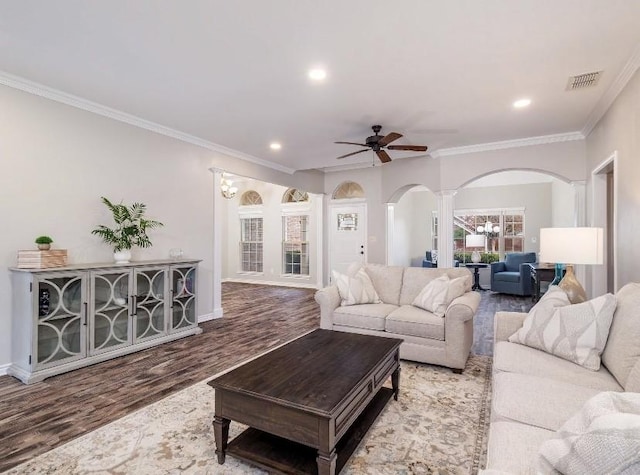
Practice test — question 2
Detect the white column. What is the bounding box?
[385,203,395,265]
[572,180,587,226]
[212,170,224,318]
[436,190,456,268]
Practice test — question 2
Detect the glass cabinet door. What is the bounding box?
[90,270,132,354]
[133,267,167,342]
[170,266,197,332]
[34,273,86,369]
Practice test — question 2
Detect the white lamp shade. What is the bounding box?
[465,234,486,248]
[539,227,604,264]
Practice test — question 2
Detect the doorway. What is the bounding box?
[592,152,617,294]
[328,202,367,278]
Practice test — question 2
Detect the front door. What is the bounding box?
[329,202,367,280]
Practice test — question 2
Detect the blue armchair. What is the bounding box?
[422,251,460,268]
[490,252,537,296]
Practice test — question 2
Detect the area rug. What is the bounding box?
[8,356,491,474]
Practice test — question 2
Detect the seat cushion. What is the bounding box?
[602,282,640,390]
[494,341,623,391]
[333,303,398,331]
[486,421,554,474]
[492,372,606,431]
[493,271,521,283]
[363,264,404,305]
[386,305,444,340]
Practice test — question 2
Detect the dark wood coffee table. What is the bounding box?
[208,329,402,475]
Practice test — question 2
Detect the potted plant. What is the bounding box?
[35,235,53,251]
[91,197,164,263]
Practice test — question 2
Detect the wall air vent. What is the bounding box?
[566,71,602,90]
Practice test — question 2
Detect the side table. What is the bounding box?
[465,263,488,291]
[528,263,565,302]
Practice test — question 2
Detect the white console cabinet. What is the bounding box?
[9,259,202,384]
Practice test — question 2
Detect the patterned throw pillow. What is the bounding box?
[332,268,381,306]
[509,287,617,371]
[538,391,640,474]
[412,275,467,317]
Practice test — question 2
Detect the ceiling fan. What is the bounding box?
[335,125,428,163]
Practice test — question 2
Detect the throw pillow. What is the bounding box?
[332,268,381,306]
[412,275,467,317]
[509,286,571,344]
[538,391,640,474]
[509,290,617,371]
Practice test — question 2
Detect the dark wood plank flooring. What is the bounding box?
[0,282,319,472]
[0,282,531,472]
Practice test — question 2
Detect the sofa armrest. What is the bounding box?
[519,263,533,294]
[314,286,341,329]
[445,291,481,323]
[494,311,527,343]
[491,262,506,276]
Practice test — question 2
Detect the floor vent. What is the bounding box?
[566,71,602,90]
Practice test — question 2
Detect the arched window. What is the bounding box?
[282,188,309,203]
[240,190,263,206]
[332,181,365,199]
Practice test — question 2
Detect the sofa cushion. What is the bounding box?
[492,271,521,283]
[332,268,381,306]
[411,275,466,317]
[538,391,640,475]
[492,372,605,431]
[509,289,616,371]
[494,341,623,391]
[333,303,398,331]
[486,421,554,475]
[363,264,404,305]
[399,267,472,305]
[386,305,444,340]
[602,282,640,390]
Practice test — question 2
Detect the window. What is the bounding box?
[240,190,263,206]
[239,218,263,273]
[503,213,525,253]
[282,188,309,203]
[332,181,365,199]
[282,215,309,275]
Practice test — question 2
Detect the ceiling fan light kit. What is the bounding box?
[335,125,428,163]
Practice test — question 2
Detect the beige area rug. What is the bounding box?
[8,356,491,475]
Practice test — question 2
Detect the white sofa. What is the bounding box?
[314,263,480,371]
[483,282,640,473]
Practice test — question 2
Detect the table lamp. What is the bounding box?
[539,227,604,303]
[465,234,486,264]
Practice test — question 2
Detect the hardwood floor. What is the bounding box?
[0,282,531,472]
[0,282,319,472]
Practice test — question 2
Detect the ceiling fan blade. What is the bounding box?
[336,149,369,159]
[334,141,369,147]
[376,150,392,163]
[387,145,429,152]
[378,132,402,146]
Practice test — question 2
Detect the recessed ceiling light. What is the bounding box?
[270,142,282,150]
[513,98,532,108]
[308,68,327,81]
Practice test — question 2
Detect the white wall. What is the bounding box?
[393,189,437,267]
[0,85,219,367]
[551,179,576,226]
[586,68,640,289]
[221,179,321,288]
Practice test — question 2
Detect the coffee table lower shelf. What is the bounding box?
[226,387,394,475]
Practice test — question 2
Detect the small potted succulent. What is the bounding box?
[35,235,53,251]
[91,197,164,263]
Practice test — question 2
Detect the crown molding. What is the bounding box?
[431,132,584,158]
[581,42,640,137]
[0,70,296,175]
[317,161,379,173]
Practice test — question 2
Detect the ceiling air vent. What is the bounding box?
[566,71,602,90]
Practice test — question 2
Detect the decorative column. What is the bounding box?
[385,203,395,266]
[436,190,456,268]
[212,170,224,318]
[572,180,587,295]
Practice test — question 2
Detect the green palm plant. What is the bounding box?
[91,197,164,252]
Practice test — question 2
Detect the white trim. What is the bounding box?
[432,132,584,158]
[281,202,313,215]
[0,70,295,175]
[453,206,525,215]
[582,42,640,137]
[320,161,379,173]
[237,205,264,217]
[222,277,319,289]
[385,204,395,266]
[198,312,221,323]
[0,363,10,376]
[315,195,324,289]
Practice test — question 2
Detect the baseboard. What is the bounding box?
[223,277,320,290]
[198,308,223,323]
[0,363,10,376]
